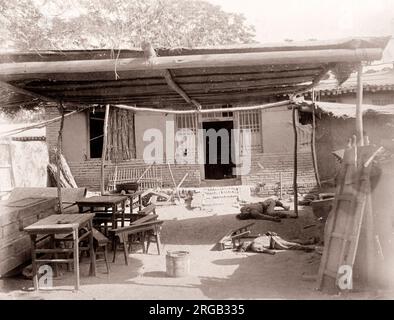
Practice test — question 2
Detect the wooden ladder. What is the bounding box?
[317,142,380,292]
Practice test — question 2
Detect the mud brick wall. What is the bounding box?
[0,198,58,277]
[241,152,317,196]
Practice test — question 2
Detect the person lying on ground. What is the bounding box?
[239,231,317,253]
[236,198,295,222]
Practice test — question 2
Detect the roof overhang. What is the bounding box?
[0,36,390,109]
[298,100,394,118]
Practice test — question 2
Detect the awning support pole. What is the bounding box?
[56,103,65,214]
[100,104,110,195]
[292,105,299,218]
[311,90,321,188]
[356,64,364,146]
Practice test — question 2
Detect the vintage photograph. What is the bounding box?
[0,0,394,302]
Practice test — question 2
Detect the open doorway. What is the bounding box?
[203,121,235,180]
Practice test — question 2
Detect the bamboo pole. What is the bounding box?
[292,106,299,218]
[356,64,364,146]
[56,104,65,214]
[141,42,202,110]
[0,108,89,138]
[311,102,321,188]
[113,99,291,115]
[0,48,383,76]
[100,104,110,195]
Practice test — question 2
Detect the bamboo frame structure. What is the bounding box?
[100,104,110,195]
[356,64,364,146]
[56,104,65,214]
[292,106,299,217]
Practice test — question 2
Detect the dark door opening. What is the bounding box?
[203,121,235,180]
[89,111,105,158]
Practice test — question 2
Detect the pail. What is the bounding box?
[166,251,190,277]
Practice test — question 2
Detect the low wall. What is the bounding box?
[241,152,317,196]
[67,159,201,191]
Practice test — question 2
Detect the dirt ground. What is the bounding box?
[0,199,391,300]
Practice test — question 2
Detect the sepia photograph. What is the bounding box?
[0,0,394,307]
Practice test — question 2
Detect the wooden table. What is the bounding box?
[76,195,128,231]
[24,213,96,291]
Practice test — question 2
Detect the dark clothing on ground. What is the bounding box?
[237,199,291,222]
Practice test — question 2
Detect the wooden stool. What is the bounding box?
[144,226,162,255]
[91,228,110,274]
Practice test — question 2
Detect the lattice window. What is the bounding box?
[176,114,198,133]
[175,114,198,162]
[201,104,233,120]
[237,110,262,150]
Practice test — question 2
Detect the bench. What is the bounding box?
[109,219,163,265]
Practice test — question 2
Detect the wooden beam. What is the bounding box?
[141,42,202,110]
[292,106,299,218]
[311,102,321,188]
[293,64,333,96]
[100,104,110,195]
[0,80,90,109]
[0,107,89,137]
[0,80,55,102]
[0,65,325,82]
[56,104,65,214]
[356,64,364,146]
[0,48,383,76]
[20,69,321,91]
[113,99,292,115]
[24,75,315,94]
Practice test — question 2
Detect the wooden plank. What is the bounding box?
[356,64,364,146]
[317,143,380,292]
[0,48,383,76]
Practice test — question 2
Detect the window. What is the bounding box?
[238,110,262,151]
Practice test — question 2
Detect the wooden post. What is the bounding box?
[292,106,299,217]
[56,104,65,214]
[356,64,364,146]
[279,171,283,200]
[311,103,321,188]
[101,104,110,195]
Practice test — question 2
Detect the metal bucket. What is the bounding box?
[166,251,190,277]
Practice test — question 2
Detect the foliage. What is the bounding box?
[0,0,256,50]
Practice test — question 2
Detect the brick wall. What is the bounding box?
[241,152,317,196]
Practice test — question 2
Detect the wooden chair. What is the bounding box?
[109,219,164,265]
